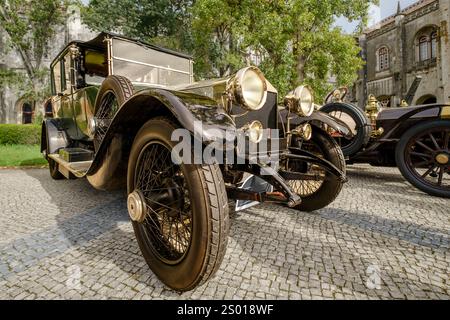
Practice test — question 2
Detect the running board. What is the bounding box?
[48,154,92,179]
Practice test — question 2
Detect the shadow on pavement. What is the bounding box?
[21,170,158,283]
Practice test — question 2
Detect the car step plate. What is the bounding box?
[48,154,92,179]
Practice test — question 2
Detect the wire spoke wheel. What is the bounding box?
[404,127,450,190]
[92,75,134,152]
[134,142,193,264]
[287,141,326,197]
[127,118,229,291]
[286,129,346,212]
[94,91,119,151]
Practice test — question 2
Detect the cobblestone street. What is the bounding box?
[0,165,448,300]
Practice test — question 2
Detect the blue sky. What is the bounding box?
[337,0,418,32]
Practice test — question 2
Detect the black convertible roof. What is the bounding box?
[51,32,192,67]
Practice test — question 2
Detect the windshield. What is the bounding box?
[111,38,192,86]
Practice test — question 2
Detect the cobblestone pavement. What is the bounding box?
[0,165,449,300]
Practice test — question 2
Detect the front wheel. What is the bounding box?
[127,117,230,291]
[287,128,346,212]
[396,120,450,198]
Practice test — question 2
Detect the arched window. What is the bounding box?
[419,36,429,61]
[417,95,437,105]
[22,102,33,124]
[431,32,438,59]
[378,47,389,71]
[44,100,53,118]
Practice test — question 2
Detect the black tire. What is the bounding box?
[93,75,134,151]
[321,102,371,157]
[289,129,346,212]
[48,157,64,180]
[396,120,450,198]
[127,118,230,291]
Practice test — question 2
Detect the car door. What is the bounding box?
[51,59,64,119]
[59,51,80,139]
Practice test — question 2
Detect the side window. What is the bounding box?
[63,53,72,92]
[53,61,62,94]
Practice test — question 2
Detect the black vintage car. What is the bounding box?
[41,33,351,291]
[320,91,450,198]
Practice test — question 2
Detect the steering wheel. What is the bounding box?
[325,87,348,104]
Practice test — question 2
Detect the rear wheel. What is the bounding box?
[287,129,346,212]
[396,120,450,198]
[48,157,64,180]
[127,118,229,291]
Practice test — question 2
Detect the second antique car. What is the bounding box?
[41,32,351,291]
[320,90,450,198]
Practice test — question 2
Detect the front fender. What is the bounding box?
[377,103,450,139]
[286,110,353,139]
[105,89,236,144]
[86,89,236,189]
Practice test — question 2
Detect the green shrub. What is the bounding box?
[0,124,41,145]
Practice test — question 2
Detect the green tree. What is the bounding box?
[0,0,69,104]
[191,0,246,78]
[81,0,194,52]
[192,0,378,100]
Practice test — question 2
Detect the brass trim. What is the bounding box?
[436,153,449,165]
[441,106,450,119]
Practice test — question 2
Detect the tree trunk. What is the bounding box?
[0,89,6,124]
[297,55,306,85]
[294,32,306,86]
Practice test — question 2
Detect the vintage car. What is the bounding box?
[41,32,351,291]
[320,90,450,198]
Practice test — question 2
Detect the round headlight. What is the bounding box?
[293,85,314,117]
[232,67,268,111]
[247,120,264,144]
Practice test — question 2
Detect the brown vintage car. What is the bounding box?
[41,32,351,291]
[321,92,450,198]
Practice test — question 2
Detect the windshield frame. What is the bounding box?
[107,36,194,87]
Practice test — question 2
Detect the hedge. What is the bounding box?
[0,124,41,145]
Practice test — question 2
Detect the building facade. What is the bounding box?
[0,5,95,124]
[354,0,450,109]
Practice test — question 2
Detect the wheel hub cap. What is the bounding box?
[127,190,146,223]
[436,153,449,165]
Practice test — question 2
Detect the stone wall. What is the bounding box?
[357,0,449,108]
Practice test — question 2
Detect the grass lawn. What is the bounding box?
[0,145,48,167]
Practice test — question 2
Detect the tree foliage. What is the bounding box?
[192,0,378,100]
[81,0,378,101]
[0,0,68,102]
[81,0,194,51]
[0,0,380,104]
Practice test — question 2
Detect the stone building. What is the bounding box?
[0,5,95,124]
[354,0,450,109]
